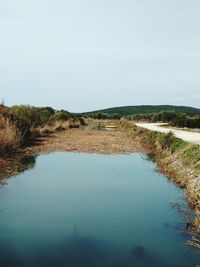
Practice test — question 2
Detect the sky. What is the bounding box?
[0,0,200,112]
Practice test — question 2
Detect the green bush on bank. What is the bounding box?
[182,145,200,167]
[137,128,187,154]
[6,105,87,139]
[157,131,187,153]
[9,105,54,137]
[0,104,87,155]
[157,131,175,149]
[50,110,70,121]
[8,105,76,138]
[134,126,199,168]
[140,130,157,151]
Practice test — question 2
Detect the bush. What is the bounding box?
[79,117,87,126]
[0,116,21,155]
[157,131,186,153]
[183,145,200,166]
[140,130,157,151]
[151,110,178,122]
[172,116,200,129]
[86,112,122,120]
[157,131,176,150]
[9,105,53,137]
[51,110,70,121]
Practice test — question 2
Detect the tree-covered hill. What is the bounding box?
[83,105,200,117]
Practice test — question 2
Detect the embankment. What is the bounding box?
[118,120,200,248]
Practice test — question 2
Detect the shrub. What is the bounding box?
[151,110,178,122]
[156,131,186,153]
[157,131,175,150]
[138,129,157,151]
[0,116,21,155]
[9,105,53,137]
[51,110,70,121]
[183,145,200,166]
[79,117,87,126]
[43,106,55,115]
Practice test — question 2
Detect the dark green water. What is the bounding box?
[0,152,199,267]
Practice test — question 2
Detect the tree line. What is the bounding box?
[83,110,200,129]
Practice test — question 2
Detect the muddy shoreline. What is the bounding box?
[118,120,200,248]
[0,127,146,182]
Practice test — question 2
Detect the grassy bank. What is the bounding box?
[118,120,200,248]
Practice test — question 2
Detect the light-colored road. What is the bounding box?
[135,123,200,144]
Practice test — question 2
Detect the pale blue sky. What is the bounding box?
[0,0,200,112]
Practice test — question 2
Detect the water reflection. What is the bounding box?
[0,235,157,267]
[0,232,199,267]
[20,155,36,166]
[86,125,117,131]
[0,155,36,186]
[0,241,23,267]
[0,152,199,267]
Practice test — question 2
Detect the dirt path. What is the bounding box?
[135,123,200,144]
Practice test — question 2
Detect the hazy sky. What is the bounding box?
[0,0,200,112]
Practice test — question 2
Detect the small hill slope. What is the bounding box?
[83,105,200,116]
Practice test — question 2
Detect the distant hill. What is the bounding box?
[83,105,200,116]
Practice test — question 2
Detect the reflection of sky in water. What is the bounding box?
[0,152,199,267]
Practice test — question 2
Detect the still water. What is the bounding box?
[0,152,199,267]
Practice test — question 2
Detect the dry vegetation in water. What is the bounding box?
[24,127,146,155]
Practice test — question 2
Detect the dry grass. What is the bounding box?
[38,119,83,135]
[0,116,21,156]
[187,238,200,249]
[39,121,70,134]
[24,127,146,155]
[187,215,200,249]
[186,180,200,210]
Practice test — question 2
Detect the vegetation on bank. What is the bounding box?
[118,120,200,248]
[0,104,86,157]
[0,116,21,155]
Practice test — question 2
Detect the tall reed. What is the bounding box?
[0,116,21,156]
